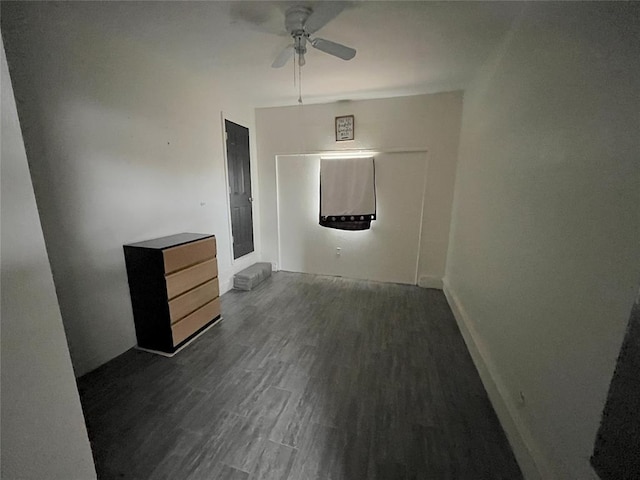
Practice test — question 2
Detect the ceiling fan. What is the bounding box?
[271,4,356,68]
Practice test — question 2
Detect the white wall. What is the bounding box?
[1,39,96,480]
[1,3,261,376]
[445,3,640,479]
[277,152,426,284]
[256,93,462,287]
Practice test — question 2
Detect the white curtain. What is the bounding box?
[320,156,376,220]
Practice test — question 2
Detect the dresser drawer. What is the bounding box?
[171,297,220,346]
[165,258,218,300]
[168,278,219,323]
[163,238,216,274]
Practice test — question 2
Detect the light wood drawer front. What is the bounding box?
[171,297,220,346]
[165,259,218,300]
[168,278,218,323]
[163,238,216,274]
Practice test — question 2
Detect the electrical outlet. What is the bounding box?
[336,247,341,257]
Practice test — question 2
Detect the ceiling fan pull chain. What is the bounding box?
[298,58,303,104]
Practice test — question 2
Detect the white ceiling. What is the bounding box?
[33,1,523,107]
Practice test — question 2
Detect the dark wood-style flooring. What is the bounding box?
[78,272,522,480]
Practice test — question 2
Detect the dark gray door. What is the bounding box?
[225,120,254,259]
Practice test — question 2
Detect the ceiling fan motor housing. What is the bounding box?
[286,5,311,56]
[285,5,312,33]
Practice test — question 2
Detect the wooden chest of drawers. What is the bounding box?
[123,233,221,354]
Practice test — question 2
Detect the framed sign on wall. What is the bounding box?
[335,115,354,141]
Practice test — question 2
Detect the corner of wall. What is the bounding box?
[417,275,443,289]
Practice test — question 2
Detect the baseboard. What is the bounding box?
[418,275,443,289]
[134,316,223,357]
[442,279,555,480]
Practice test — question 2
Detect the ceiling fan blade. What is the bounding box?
[272,44,294,68]
[311,38,356,61]
[304,2,347,34]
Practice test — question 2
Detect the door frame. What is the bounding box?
[220,111,257,265]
